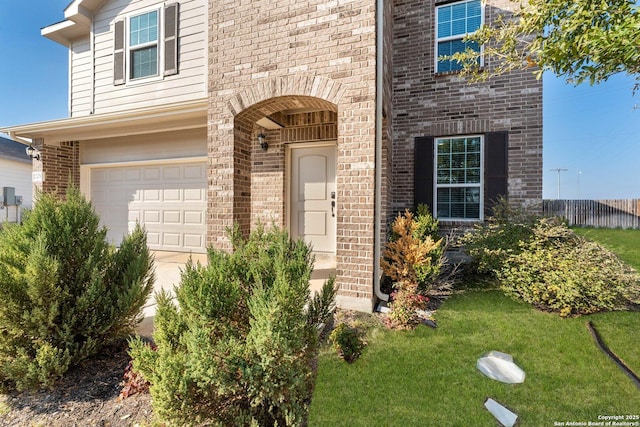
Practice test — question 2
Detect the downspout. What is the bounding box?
[374,0,389,304]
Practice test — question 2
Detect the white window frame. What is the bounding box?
[434,135,484,221]
[434,0,485,73]
[126,6,164,84]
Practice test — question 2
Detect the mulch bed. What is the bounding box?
[0,341,153,427]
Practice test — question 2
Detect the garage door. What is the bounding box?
[90,162,207,253]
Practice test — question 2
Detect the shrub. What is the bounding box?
[306,277,337,330]
[0,187,153,391]
[130,226,333,426]
[329,323,365,363]
[458,197,538,275]
[382,209,443,328]
[498,218,640,317]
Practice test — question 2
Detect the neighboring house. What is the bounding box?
[1,0,542,312]
[0,136,33,223]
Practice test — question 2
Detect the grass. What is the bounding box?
[573,227,640,270]
[310,226,640,425]
[310,290,640,426]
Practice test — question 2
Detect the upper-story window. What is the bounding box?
[435,0,483,73]
[130,11,159,79]
[114,3,179,85]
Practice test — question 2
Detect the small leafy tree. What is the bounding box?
[0,187,153,391]
[450,0,640,87]
[130,226,334,426]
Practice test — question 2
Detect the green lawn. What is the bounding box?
[573,227,640,270]
[310,227,640,425]
[310,293,640,426]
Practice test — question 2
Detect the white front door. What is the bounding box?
[290,145,337,253]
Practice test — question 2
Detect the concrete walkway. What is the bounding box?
[136,251,207,338]
[135,251,336,339]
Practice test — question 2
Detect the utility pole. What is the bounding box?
[550,168,568,199]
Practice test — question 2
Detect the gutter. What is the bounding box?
[373,0,389,304]
[7,132,31,146]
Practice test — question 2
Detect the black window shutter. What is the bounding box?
[484,131,509,218]
[113,19,125,85]
[414,136,435,215]
[164,3,179,77]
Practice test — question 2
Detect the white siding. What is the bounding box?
[90,0,207,114]
[70,38,93,117]
[0,159,33,223]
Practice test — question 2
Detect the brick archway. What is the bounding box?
[232,94,339,241]
[226,75,344,117]
[208,75,377,312]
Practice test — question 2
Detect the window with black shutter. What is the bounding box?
[414,132,508,221]
[484,131,508,217]
[414,136,435,214]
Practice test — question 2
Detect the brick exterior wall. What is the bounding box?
[207,0,381,310]
[31,0,542,313]
[392,0,543,224]
[32,139,80,198]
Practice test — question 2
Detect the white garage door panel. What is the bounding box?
[91,161,207,253]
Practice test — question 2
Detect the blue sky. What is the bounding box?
[1,1,639,200]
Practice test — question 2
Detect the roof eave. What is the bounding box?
[41,20,87,47]
[42,0,99,46]
[1,99,209,144]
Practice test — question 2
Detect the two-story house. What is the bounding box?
[2,0,542,312]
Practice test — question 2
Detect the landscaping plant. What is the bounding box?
[499,218,640,317]
[381,209,443,328]
[0,187,154,391]
[458,196,538,276]
[461,200,640,317]
[129,226,334,426]
[329,323,365,363]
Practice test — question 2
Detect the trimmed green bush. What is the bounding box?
[0,187,153,391]
[499,218,640,317]
[130,226,333,426]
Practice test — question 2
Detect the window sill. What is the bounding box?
[126,74,164,87]
[434,67,485,78]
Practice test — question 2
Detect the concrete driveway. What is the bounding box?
[135,251,335,338]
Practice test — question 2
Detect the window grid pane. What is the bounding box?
[436,0,482,73]
[130,11,158,47]
[435,136,482,220]
[131,46,158,79]
[437,40,480,72]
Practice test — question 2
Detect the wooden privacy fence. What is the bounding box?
[543,199,640,229]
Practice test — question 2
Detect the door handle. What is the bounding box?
[331,200,336,217]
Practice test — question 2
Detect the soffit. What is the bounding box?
[1,99,208,144]
[42,0,109,46]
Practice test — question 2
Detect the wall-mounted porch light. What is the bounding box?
[25,145,41,160]
[257,133,268,151]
